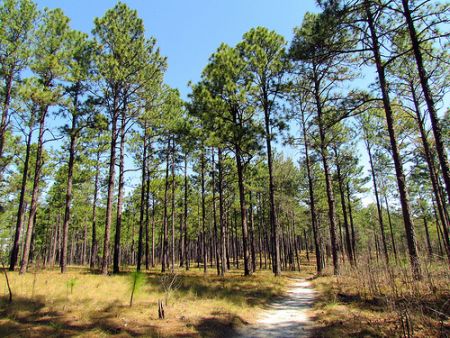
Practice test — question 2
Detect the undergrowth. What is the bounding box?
[311,256,449,337]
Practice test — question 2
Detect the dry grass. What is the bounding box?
[310,258,450,337]
[0,265,308,337]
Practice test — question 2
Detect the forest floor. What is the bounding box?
[0,264,313,337]
[1,261,448,337]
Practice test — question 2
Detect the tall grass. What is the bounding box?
[313,253,449,337]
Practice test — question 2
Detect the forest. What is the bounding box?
[0,0,449,337]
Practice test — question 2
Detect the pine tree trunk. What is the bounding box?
[225,210,230,270]
[10,123,33,271]
[313,64,340,275]
[346,183,357,261]
[113,109,126,273]
[145,158,151,270]
[184,155,189,270]
[200,150,207,273]
[152,195,156,267]
[20,107,48,275]
[258,194,264,270]
[83,221,88,265]
[334,148,355,265]
[179,158,184,267]
[303,228,310,262]
[300,109,323,273]
[170,142,176,272]
[423,213,433,260]
[401,0,450,206]
[61,99,79,273]
[137,123,148,272]
[51,215,60,267]
[263,98,280,276]
[161,139,170,272]
[90,142,101,270]
[384,195,398,264]
[364,0,421,279]
[218,149,226,275]
[249,191,256,273]
[211,148,221,275]
[364,136,389,264]
[411,83,450,263]
[102,91,119,275]
[235,149,251,275]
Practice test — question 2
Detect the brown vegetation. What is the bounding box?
[310,258,449,337]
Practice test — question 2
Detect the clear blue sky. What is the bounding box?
[35,0,319,98]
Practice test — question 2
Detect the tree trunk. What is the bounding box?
[313,64,340,275]
[218,148,226,276]
[334,148,355,266]
[211,148,221,275]
[170,141,176,272]
[10,123,33,271]
[364,0,421,279]
[161,138,170,272]
[61,93,79,273]
[137,122,148,272]
[235,148,251,276]
[184,154,189,270]
[300,108,323,273]
[364,135,389,264]
[145,154,151,270]
[90,141,101,270]
[113,109,126,273]
[410,82,450,263]
[263,96,280,276]
[384,194,399,264]
[179,157,184,268]
[249,191,256,273]
[200,150,207,273]
[82,220,88,265]
[102,91,119,275]
[151,195,156,268]
[20,106,48,275]
[346,183,357,261]
[303,228,309,262]
[401,0,450,207]
[422,212,433,260]
[50,214,60,267]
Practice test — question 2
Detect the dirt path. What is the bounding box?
[236,278,316,338]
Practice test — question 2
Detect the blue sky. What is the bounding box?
[35,0,319,98]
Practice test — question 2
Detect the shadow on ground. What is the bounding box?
[145,271,286,308]
[194,313,245,338]
[0,296,161,337]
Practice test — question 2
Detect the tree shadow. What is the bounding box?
[144,272,286,308]
[193,313,246,338]
[0,295,161,337]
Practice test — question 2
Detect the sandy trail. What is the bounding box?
[237,278,316,338]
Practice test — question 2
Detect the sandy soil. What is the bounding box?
[236,278,316,338]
